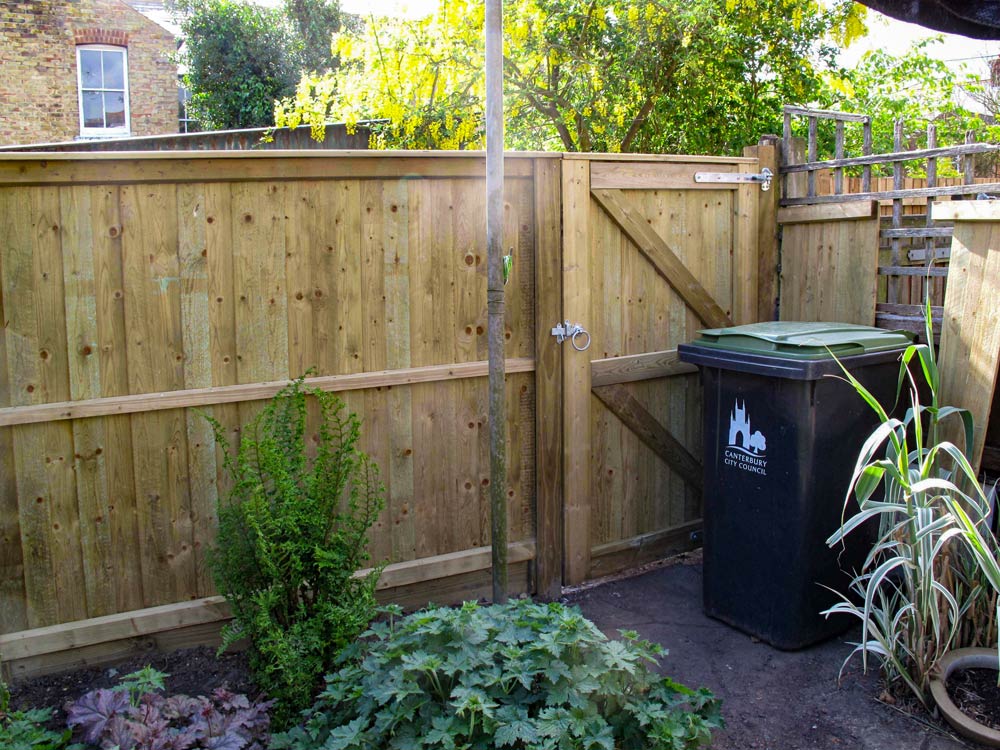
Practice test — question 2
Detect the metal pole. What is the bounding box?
[485,0,508,603]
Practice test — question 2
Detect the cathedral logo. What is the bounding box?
[724,400,768,476]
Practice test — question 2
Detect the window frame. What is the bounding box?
[76,44,131,138]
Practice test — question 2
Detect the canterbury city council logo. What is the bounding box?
[724,400,768,476]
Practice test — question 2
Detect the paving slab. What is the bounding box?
[565,555,971,750]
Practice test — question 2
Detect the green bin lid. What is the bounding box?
[691,321,915,360]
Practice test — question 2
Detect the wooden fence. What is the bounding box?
[0,149,766,678]
[776,107,1000,476]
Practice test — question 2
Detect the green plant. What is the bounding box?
[205,376,385,728]
[111,666,168,707]
[0,660,75,750]
[825,300,1000,708]
[0,708,74,750]
[271,599,723,750]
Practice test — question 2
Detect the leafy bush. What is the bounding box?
[272,599,723,750]
[0,664,74,750]
[206,377,384,727]
[825,302,1000,708]
[65,671,272,750]
[0,709,73,750]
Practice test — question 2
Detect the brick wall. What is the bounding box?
[0,1,178,146]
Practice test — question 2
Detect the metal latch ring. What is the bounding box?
[570,327,591,351]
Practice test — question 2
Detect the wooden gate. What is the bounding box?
[558,155,762,585]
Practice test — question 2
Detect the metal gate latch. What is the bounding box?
[551,321,591,351]
[694,167,773,192]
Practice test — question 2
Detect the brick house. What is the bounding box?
[0,0,179,146]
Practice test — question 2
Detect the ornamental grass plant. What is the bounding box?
[825,300,1000,708]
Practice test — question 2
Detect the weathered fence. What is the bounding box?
[779,106,1000,331]
[0,123,371,153]
[776,106,1000,475]
[0,149,767,678]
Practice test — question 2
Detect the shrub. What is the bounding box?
[272,599,723,750]
[825,301,1000,708]
[0,709,73,750]
[0,663,74,750]
[65,668,272,750]
[206,377,384,727]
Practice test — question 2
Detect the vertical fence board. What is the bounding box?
[204,183,239,507]
[177,183,218,597]
[359,180,391,561]
[453,181,486,550]
[532,158,563,598]
[92,185,143,614]
[561,160,591,585]
[121,184,195,607]
[383,180,417,563]
[333,181,364,375]
[61,186,115,618]
[0,189,28,632]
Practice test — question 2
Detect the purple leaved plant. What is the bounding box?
[65,676,273,750]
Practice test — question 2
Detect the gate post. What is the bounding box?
[743,135,781,321]
[561,158,592,586]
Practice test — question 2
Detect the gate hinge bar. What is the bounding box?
[694,167,773,191]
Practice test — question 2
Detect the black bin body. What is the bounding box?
[678,322,914,650]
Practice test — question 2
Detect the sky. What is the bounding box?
[839,8,998,77]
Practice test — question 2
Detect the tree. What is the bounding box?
[275,0,868,154]
[176,0,345,131]
[284,0,353,74]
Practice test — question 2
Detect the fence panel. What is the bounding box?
[0,154,556,671]
[777,202,880,325]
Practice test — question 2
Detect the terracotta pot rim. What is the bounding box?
[929,647,1000,747]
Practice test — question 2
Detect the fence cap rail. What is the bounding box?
[783,105,870,123]
[0,149,562,161]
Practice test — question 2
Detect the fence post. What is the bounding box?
[744,135,780,321]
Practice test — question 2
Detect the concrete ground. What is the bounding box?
[565,553,973,750]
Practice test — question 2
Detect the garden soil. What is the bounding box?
[6,551,980,749]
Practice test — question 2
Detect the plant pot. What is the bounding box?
[930,647,1000,747]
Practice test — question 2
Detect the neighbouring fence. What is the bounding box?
[776,106,1000,475]
[0,149,767,678]
[0,123,371,153]
[779,106,1000,332]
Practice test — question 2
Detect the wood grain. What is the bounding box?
[779,208,880,325]
[591,384,703,491]
[938,215,1000,472]
[561,159,592,585]
[591,188,732,329]
[533,158,563,598]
